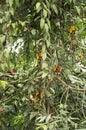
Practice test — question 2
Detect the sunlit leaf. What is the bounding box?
[36,2,41,10]
[36,125,47,130]
[0,80,8,89]
[40,18,45,29]
[30,112,37,120]
[46,114,51,123]
[42,62,48,69]
[68,75,83,84]
[43,9,47,18]
[75,6,81,15]
[42,70,48,78]
[52,4,58,14]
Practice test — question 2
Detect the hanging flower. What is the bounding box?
[53,65,62,74]
[78,52,83,61]
[36,52,42,60]
[36,89,40,96]
[35,89,43,98]
[69,25,77,40]
[53,65,57,72]
[69,26,76,33]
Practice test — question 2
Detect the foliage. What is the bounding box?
[0,0,86,129]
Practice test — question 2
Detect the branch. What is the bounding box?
[57,76,86,92]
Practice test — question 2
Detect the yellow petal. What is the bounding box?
[78,52,83,60]
[69,26,76,33]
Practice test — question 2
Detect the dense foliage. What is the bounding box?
[0,0,86,129]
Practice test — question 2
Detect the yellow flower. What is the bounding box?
[36,52,42,60]
[53,65,57,72]
[69,26,76,33]
[35,89,43,98]
[53,65,62,74]
[78,52,83,61]
[36,90,40,96]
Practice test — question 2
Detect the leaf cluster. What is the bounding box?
[0,0,86,130]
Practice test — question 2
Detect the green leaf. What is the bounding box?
[36,125,47,130]
[43,9,47,18]
[45,90,52,97]
[42,53,47,60]
[42,70,48,78]
[46,18,51,29]
[46,114,51,123]
[0,19,3,23]
[42,62,48,69]
[44,23,49,32]
[30,112,37,120]
[38,116,46,122]
[36,2,41,11]
[46,39,50,47]
[75,6,81,15]
[68,75,83,84]
[8,0,13,7]
[40,18,45,29]
[52,4,58,14]
[69,0,72,3]
[10,7,15,15]
[42,3,51,15]
[15,0,20,7]
[0,35,5,43]
[45,0,50,8]
[50,88,55,94]
[76,129,86,130]
[31,29,36,35]
[0,80,8,89]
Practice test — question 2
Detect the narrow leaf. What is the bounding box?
[52,4,58,14]
[40,18,45,29]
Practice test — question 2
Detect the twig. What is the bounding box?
[58,77,86,92]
